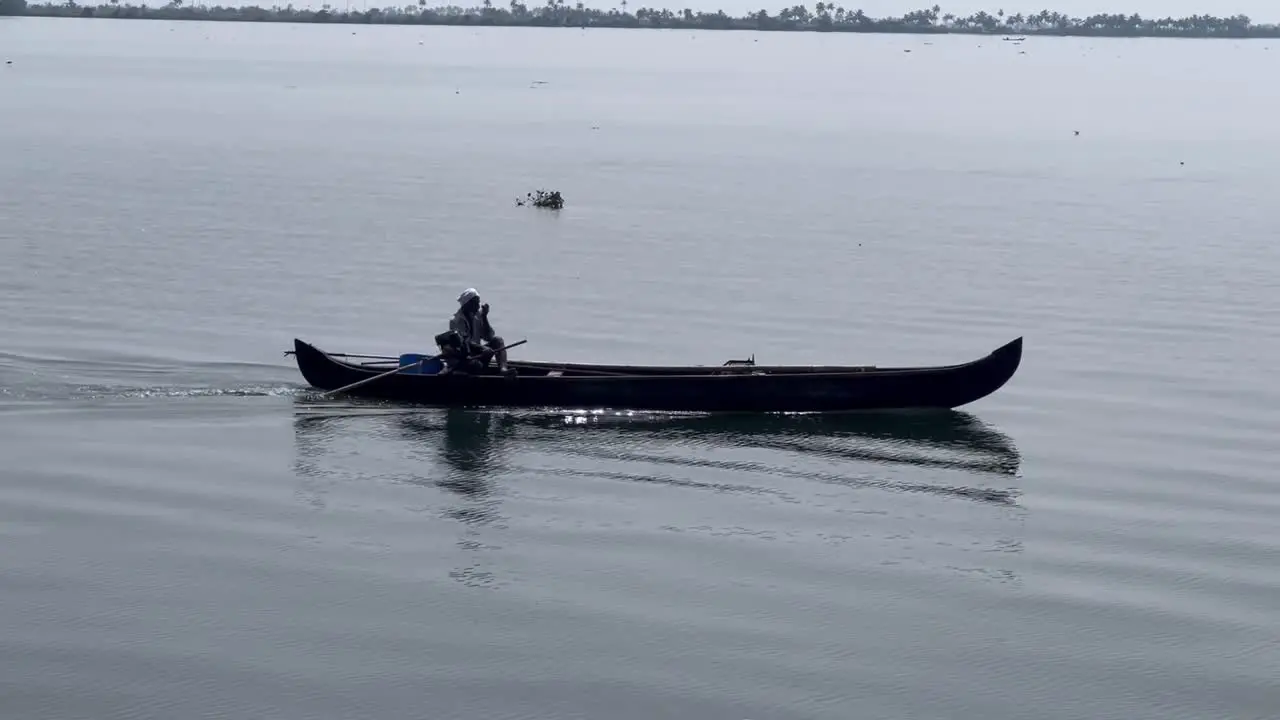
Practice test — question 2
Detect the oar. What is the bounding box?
[320,359,428,398]
[319,339,527,398]
[283,351,398,360]
[473,338,527,362]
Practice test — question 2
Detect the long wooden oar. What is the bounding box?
[320,358,428,398]
[320,339,527,398]
[284,350,397,361]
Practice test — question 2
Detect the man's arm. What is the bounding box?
[480,305,497,343]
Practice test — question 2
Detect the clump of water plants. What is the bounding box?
[516,189,564,209]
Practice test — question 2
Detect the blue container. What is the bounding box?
[399,353,444,375]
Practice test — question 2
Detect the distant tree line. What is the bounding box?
[9,1,1280,38]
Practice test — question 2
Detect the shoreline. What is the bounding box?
[5,3,1279,40]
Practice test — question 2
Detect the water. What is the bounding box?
[2,17,1278,720]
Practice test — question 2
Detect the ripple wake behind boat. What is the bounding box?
[0,350,305,403]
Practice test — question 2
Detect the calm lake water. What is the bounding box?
[2,16,1278,720]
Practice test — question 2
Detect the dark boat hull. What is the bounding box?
[290,337,1023,413]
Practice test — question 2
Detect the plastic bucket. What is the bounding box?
[399,353,444,375]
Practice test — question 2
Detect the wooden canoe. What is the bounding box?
[289,336,1022,413]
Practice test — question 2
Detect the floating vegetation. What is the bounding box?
[516,189,564,210]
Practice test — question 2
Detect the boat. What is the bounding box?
[288,336,1023,413]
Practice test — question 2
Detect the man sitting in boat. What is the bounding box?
[437,288,512,375]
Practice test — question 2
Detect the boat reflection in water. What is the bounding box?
[396,408,518,523]
[291,403,520,588]
[292,405,520,511]
[529,409,1018,470]
[293,402,1023,585]
[295,402,1021,506]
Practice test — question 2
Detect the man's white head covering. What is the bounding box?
[457,288,480,305]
